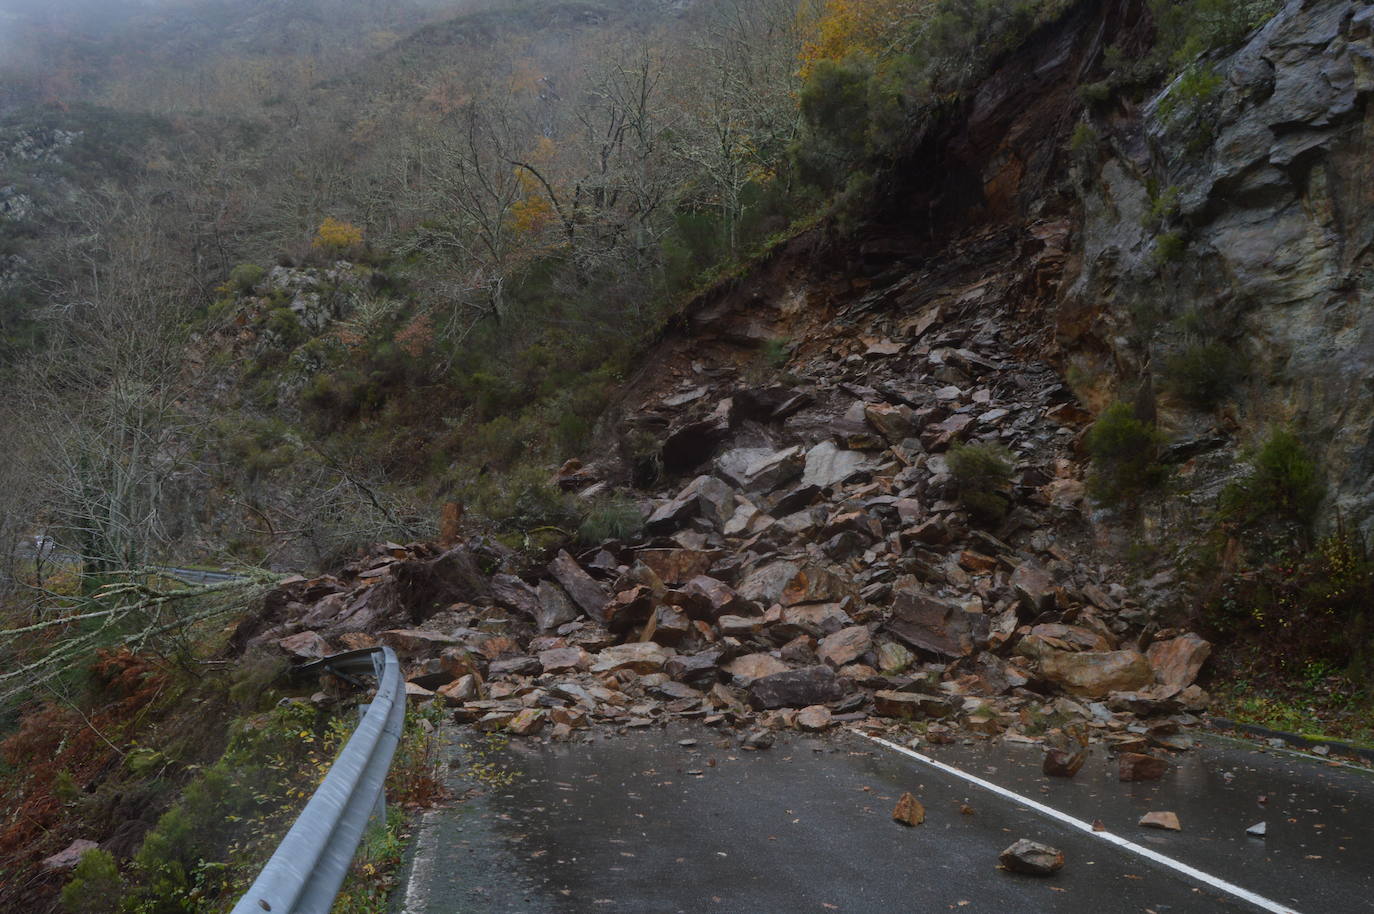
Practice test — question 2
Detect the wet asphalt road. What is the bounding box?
[393,726,1374,914]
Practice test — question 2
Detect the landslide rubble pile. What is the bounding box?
[234,283,1212,762]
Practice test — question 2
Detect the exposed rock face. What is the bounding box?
[1064,0,1374,540]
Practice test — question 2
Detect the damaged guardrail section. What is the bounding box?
[231,646,404,914]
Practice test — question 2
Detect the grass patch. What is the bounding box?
[577,496,645,546]
[1210,654,1374,748]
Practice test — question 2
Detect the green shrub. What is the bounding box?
[264,307,305,347]
[465,415,530,471]
[1221,428,1324,531]
[460,370,523,422]
[1157,64,1223,122]
[1086,402,1167,506]
[62,848,121,914]
[1078,80,1113,105]
[462,464,579,537]
[303,369,383,424]
[1150,0,1281,72]
[1163,340,1243,408]
[226,653,289,710]
[248,376,279,410]
[53,769,79,804]
[578,496,645,545]
[205,296,237,323]
[1070,122,1098,153]
[761,338,791,369]
[555,413,593,456]
[1206,530,1373,675]
[228,263,265,294]
[795,57,874,193]
[948,441,1015,526]
[123,701,345,914]
[1141,183,1181,232]
[1154,230,1188,263]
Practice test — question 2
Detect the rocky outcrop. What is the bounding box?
[1063,0,1374,540]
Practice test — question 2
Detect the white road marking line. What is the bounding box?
[853,730,1302,914]
[399,805,442,913]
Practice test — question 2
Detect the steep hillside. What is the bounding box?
[4,1,1374,911]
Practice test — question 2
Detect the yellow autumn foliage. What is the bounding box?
[313,217,364,250]
[510,169,556,235]
[797,0,924,79]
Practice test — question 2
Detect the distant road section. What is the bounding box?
[10,538,245,587]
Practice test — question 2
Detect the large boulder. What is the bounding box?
[277,631,331,661]
[715,445,804,492]
[1040,650,1153,699]
[1009,561,1057,613]
[736,561,801,605]
[379,629,460,658]
[737,560,855,609]
[535,581,582,632]
[773,603,853,639]
[780,565,855,606]
[817,626,872,668]
[41,839,100,873]
[677,575,749,619]
[490,574,541,621]
[886,589,988,658]
[873,690,956,719]
[746,665,846,709]
[645,474,736,533]
[725,652,790,683]
[590,642,669,675]
[665,650,724,689]
[636,548,715,586]
[864,403,915,442]
[801,441,873,489]
[1146,633,1212,692]
[547,551,609,623]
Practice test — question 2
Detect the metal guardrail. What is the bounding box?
[231,646,405,914]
